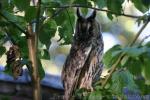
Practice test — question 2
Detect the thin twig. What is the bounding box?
[101,20,150,88]
[44,4,141,18]
[140,34,150,44]
[129,21,150,46]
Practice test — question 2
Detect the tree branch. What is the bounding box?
[101,19,150,88]
[30,0,42,100]
[44,4,141,18]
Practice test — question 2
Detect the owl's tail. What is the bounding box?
[63,75,80,100]
[64,84,75,100]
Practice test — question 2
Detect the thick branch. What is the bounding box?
[44,4,141,18]
[101,20,150,88]
[27,24,38,100]
[32,0,42,100]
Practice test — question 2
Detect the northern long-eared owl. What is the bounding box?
[61,8,104,100]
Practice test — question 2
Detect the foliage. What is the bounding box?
[0,0,150,99]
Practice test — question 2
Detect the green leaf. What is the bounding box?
[131,0,148,13]
[142,57,150,84]
[73,0,91,6]
[107,12,113,20]
[0,0,14,12]
[39,20,57,48]
[0,21,10,27]
[42,0,61,7]
[121,46,148,58]
[41,49,50,59]
[145,41,150,47]
[54,9,74,45]
[75,88,88,99]
[88,91,102,100]
[63,0,75,5]
[0,46,6,57]
[103,45,122,68]
[14,0,30,11]
[25,6,36,22]
[38,42,50,59]
[95,0,106,8]
[1,10,19,22]
[1,10,25,27]
[17,36,29,58]
[107,0,124,14]
[38,41,50,59]
[124,57,142,76]
[135,79,150,94]
[111,70,138,95]
[0,33,5,45]
[142,0,150,8]
[37,58,45,80]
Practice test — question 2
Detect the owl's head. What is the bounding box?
[75,8,101,41]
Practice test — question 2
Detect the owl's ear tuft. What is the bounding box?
[87,10,96,20]
[77,8,83,19]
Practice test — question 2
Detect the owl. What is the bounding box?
[61,8,104,100]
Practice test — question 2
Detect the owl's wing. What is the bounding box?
[79,46,103,89]
[61,43,92,100]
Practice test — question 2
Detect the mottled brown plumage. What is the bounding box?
[61,8,104,100]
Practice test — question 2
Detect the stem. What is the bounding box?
[101,20,150,88]
[44,4,140,18]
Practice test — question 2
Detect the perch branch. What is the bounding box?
[44,4,141,18]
